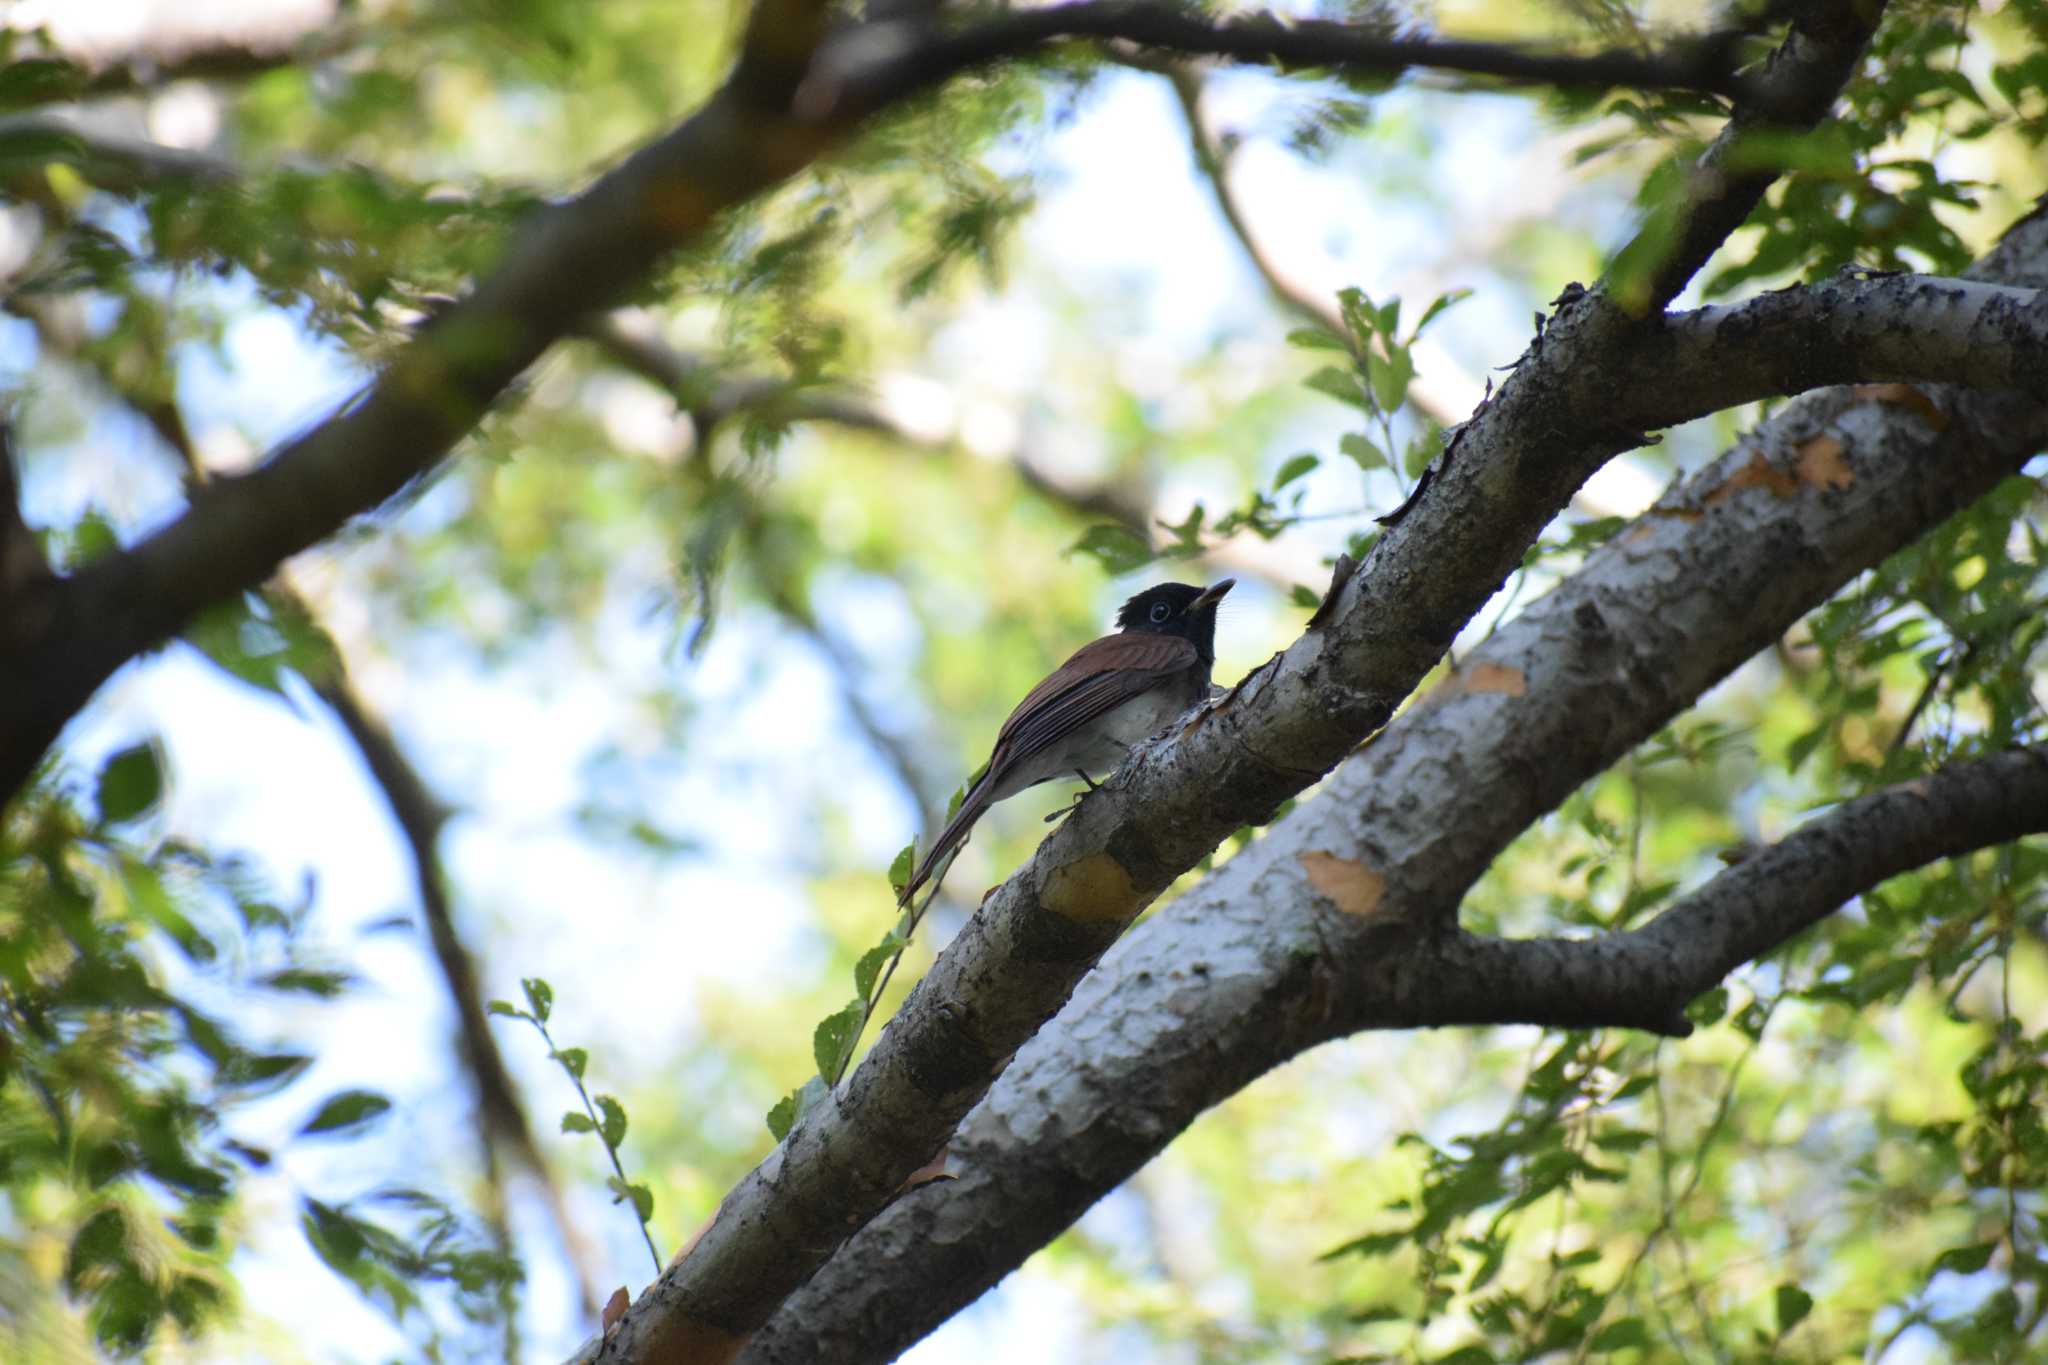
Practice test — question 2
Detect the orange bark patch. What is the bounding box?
[1705,451,1801,505]
[1041,852,1142,925]
[1461,662,1527,696]
[1794,434,1853,490]
[1853,383,1948,430]
[1299,851,1386,916]
[1427,661,1527,705]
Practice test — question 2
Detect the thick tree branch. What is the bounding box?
[585,12,1892,1363]
[746,204,2048,1364]
[0,2,1903,1350]
[1474,747,2048,1028]
[823,4,1792,117]
[1607,0,1882,312]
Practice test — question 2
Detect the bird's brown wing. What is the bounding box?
[993,632,1197,764]
[897,632,1196,906]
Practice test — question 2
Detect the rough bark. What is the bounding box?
[741,204,2048,1365]
[584,8,1893,1361]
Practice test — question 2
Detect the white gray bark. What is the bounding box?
[738,205,2048,1364]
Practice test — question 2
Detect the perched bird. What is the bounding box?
[900,579,1234,906]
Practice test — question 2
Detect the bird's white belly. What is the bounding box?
[986,685,1194,802]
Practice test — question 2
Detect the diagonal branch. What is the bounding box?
[586,11,1894,1363]
[1606,0,1882,311]
[744,203,2048,1365]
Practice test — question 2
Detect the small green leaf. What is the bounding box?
[561,1112,597,1135]
[1368,349,1415,414]
[855,936,904,1001]
[1273,452,1319,490]
[888,842,915,897]
[1591,1319,1650,1350]
[606,1176,654,1222]
[1774,1283,1814,1335]
[486,1000,524,1019]
[521,977,553,1023]
[1339,432,1385,470]
[1414,288,1472,337]
[1290,585,1320,609]
[1374,296,1401,339]
[300,1090,393,1138]
[551,1047,588,1081]
[596,1095,627,1149]
[1066,524,1154,574]
[1285,327,1349,351]
[814,1000,865,1082]
[97,742,164,823]
[1933,1241,1997,1275]
[258,968,354,996]
[766,1089,799,1140]
[1305,365,1370,411]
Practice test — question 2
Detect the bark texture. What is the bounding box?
[737,206,2048,1365]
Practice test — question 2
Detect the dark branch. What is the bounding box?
[822,4,1788,120]
[1606,0,1883,312]
[0,418,51,602]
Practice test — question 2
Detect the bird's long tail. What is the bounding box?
[898,774,994,907]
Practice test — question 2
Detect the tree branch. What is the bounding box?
[744,205,2048,1365]
[821,4,1794,118]
[584,11,1895,1363]
[1607,0,1883,312]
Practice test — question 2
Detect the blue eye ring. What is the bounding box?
[1149,601,1172,623]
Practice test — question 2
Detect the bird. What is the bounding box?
[899,579,1234,906]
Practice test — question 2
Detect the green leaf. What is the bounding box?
[888,842,915,897]
[1066,524,1154,574]
[1933,1241,1997,1275]
[97,742,164,823]
[1591,1319,1649,1350]
[561,1112,596,1135]
[596,1095,627,1149]
[299,1090,393,1138]
[1414,288,1473,337]
[551,1046,589,1081]
[1368,349,1415,413]
[1775,1283,1814,1335]
[1290,585,1320,609]
[1305,365,1370,411]
[1339,432,1386,470]
[766,1089,800,1141]
[521,976,553,1023]
[1273,452,1319,490]
[814,999,865,1082]
[486,1000,525,1019]
[1285,327,1349,351]
[1319,1229,1406,1261]
[606,1176,654,1222]
[855,935,904,1001]
[1432,1347,1495,1365]
[258,968,354,996]
[223,1052,313,1097]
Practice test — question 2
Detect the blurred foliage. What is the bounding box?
[0,0,2043,1360]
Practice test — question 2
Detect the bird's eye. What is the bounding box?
[1149,601,1172,623]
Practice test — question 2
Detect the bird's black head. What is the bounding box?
[1115,579,1234,661]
